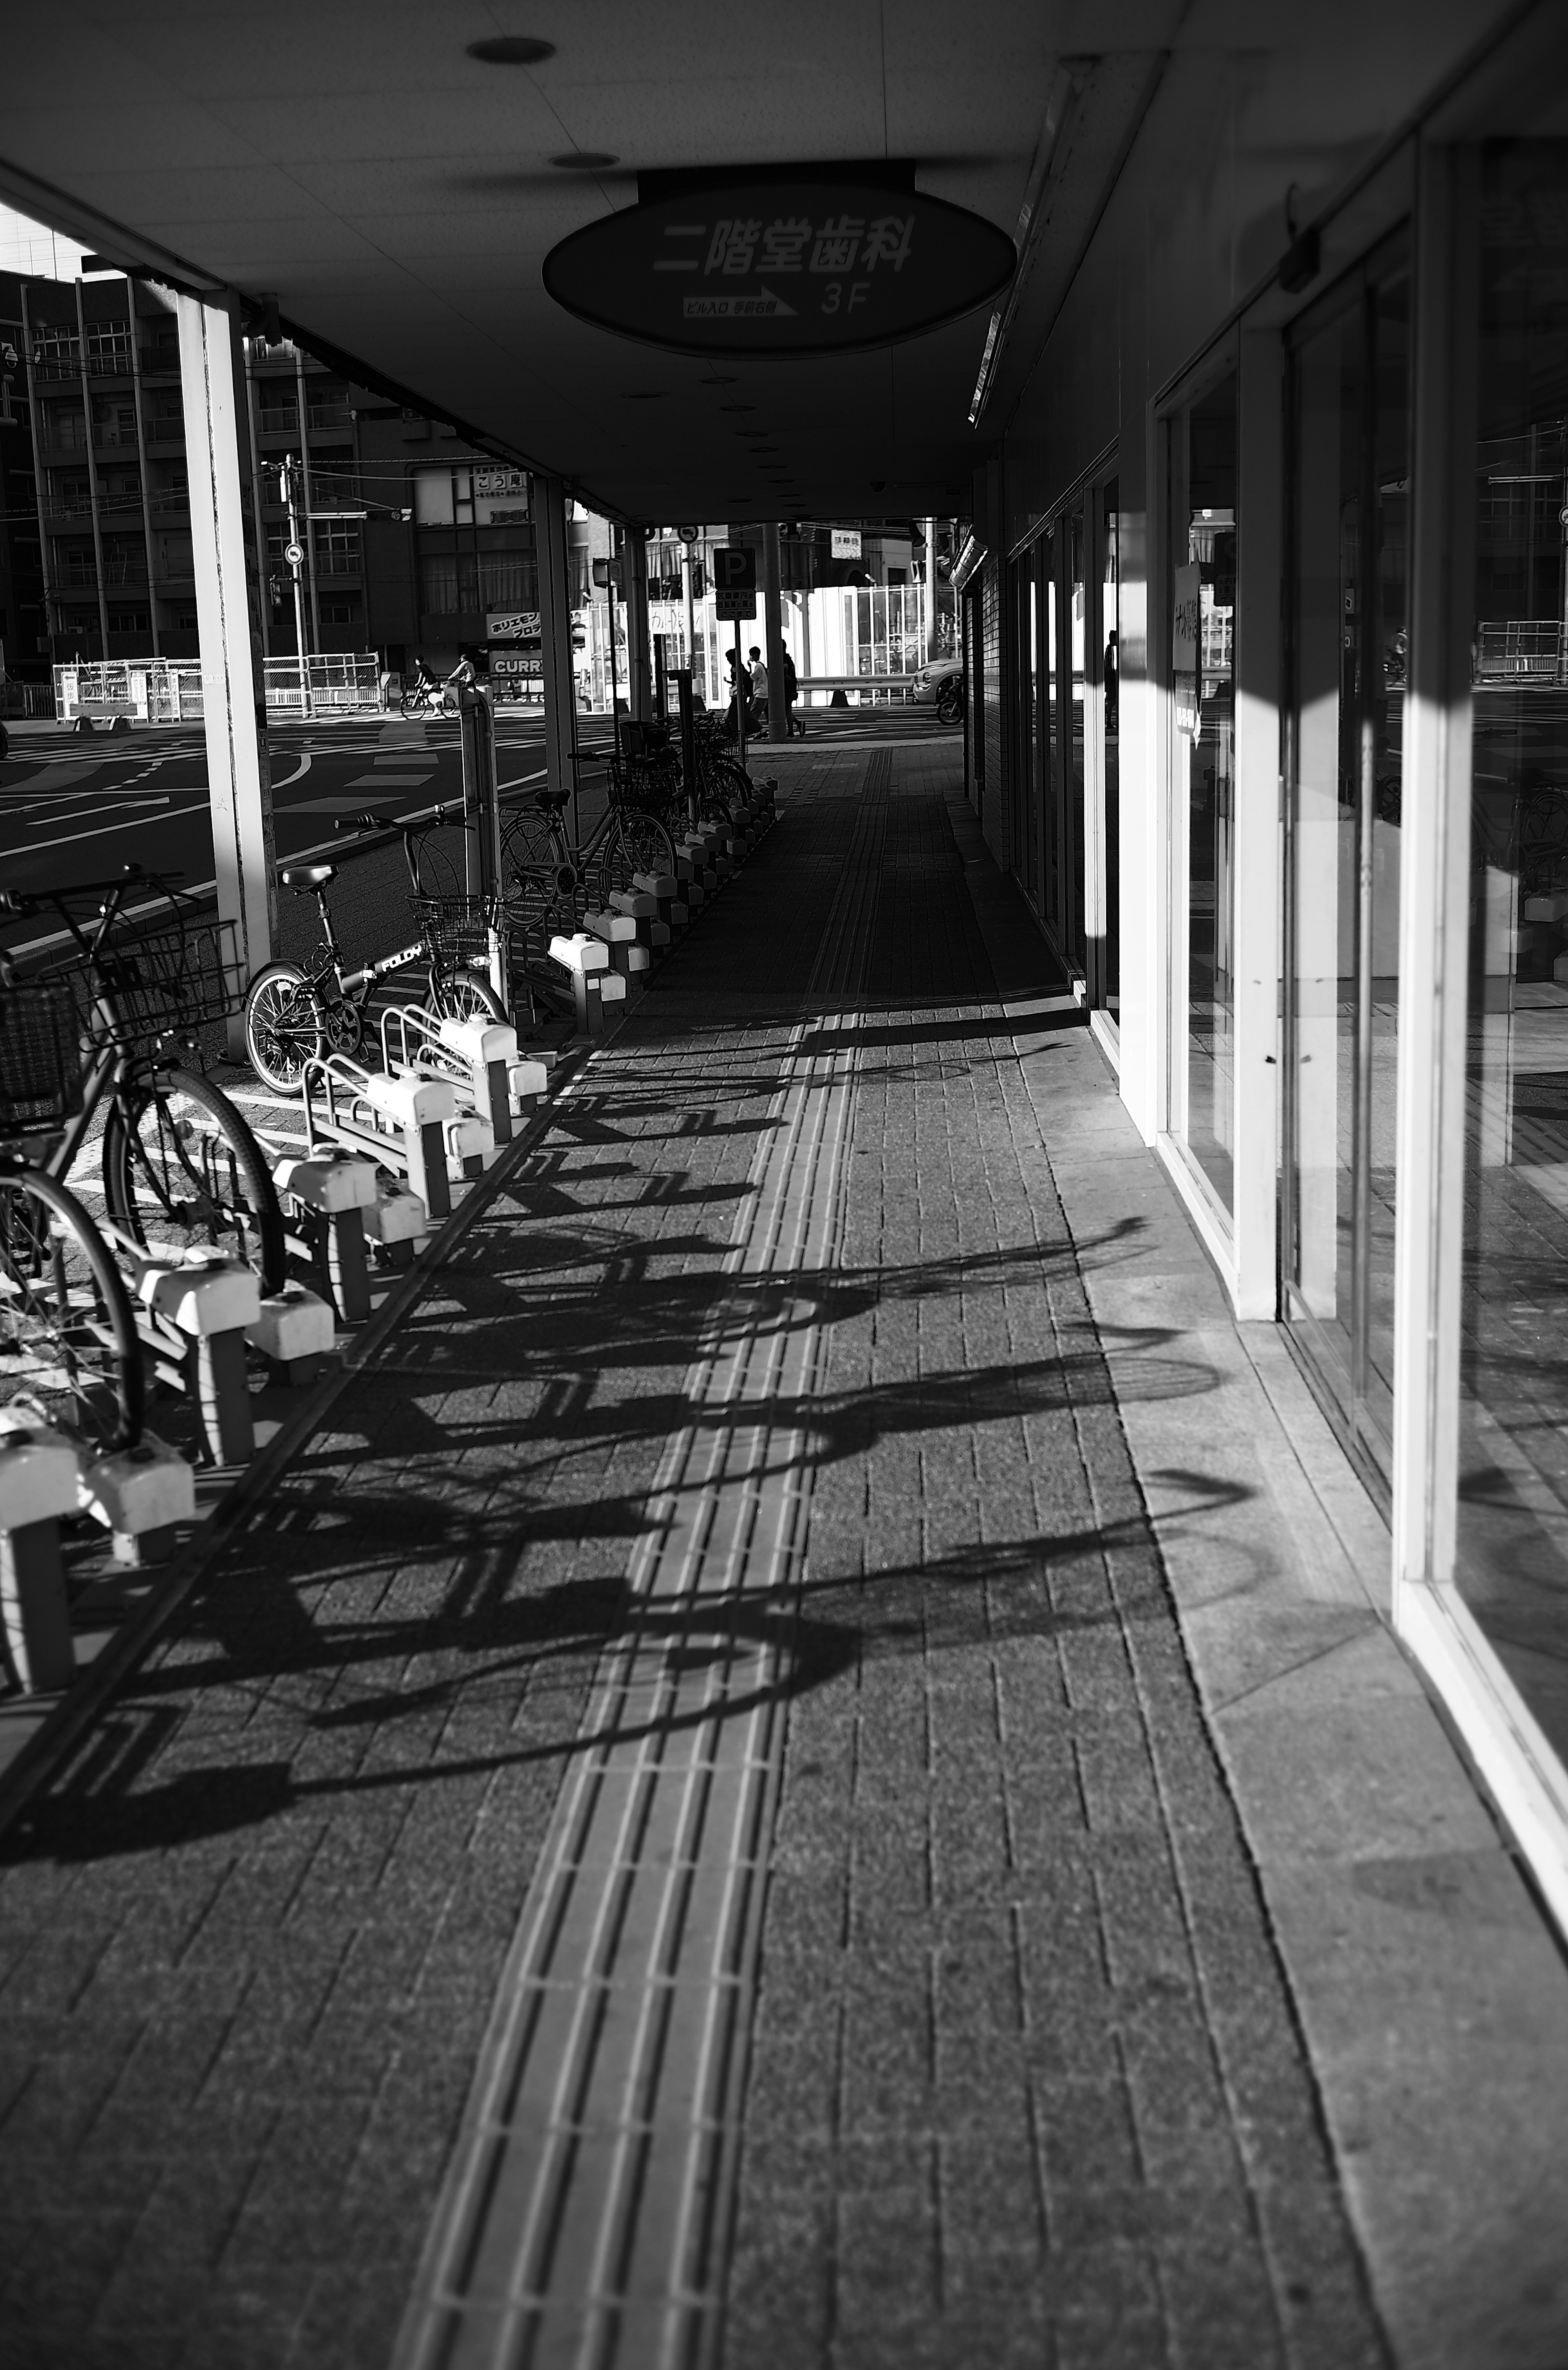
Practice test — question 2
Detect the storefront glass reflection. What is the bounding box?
[1067,507,1087,974]
[1169,371,1238,1211]
[1283,248,1409,1468]
[1103,480,1121,1020]
[1458,143,1568,1761]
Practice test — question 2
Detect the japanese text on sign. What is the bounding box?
[662,214,917,279]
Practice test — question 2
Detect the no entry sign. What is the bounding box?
[543,177,1015,357]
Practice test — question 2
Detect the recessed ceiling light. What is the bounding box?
[467,35,555,63]
[621,390,668,401]
[719,403,755,414]
[551,151,618,170]
[700,373,737,385]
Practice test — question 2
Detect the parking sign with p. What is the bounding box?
[713,545,757,620]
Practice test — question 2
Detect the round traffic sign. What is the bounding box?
[284,541,305,566]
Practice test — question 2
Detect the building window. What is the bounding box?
[1166,361,1239,1216]
[54,542,98,587]
[172,607,198,630]
[318,594,362,626]
[1101,478,1120,1021]
[1281,239,1410,1469]
[41,399,87,450]
[316,524,361,577]
[85,322,132,373]
[92,396,138,448]
[106,609,149,634]
[1457,142,1568,1729]
[479,551,537,609]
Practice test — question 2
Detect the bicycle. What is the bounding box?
[0,974,143,1454]
[1,868,287,1299]
[399,677,459,719]
[499,741,680,946]
[244,808,508,1095]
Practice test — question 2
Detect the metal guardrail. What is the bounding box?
[1476,619,1566,682]
[52,654,384,722]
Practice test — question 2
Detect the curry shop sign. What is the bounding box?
[544,178,1015,356]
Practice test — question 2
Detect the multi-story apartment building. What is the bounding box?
[18,267,539,678]
[0,274,51,683]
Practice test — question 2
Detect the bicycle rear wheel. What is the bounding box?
[595,810,676,905]
[502,807,579,945]
[0,1162,143,1453]
[103,1067,287,1295]
[244,960,324,1095]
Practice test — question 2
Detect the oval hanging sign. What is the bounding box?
[543,179,1016,357]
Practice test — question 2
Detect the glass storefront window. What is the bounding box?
[1102,480,1121,1018]
[1457,143,1568,1762]
[1168,369,1238,1212]
[1020,560,1040,909]
[1066,508,1088,974]
[1042,531,1060,930]
[1282,247,1410,1470]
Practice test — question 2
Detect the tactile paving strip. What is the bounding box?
[393,771,888,2370]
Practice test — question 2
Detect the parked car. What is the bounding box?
[913,657,964,722]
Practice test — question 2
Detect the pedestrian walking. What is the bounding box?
[723,646,752,743]
[747,644,768,735]
[782,647,803,737]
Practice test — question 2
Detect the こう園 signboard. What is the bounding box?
[543,177,1015,357]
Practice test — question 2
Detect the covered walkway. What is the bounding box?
[3,729,1567,2370]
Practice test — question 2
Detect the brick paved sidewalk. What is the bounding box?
[0,738,1384,2369]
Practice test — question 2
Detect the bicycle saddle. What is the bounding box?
[280,863,336,892]
[536,789,570,813]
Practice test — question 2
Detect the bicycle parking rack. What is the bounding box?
[79,1432,197,1570]
[274,1143,383,1325]
[379,1004,550,1151]
[0,1415,81,1693]
[581,909,651,998]
[549,932,627,1038]
[631,871,687,933]
[98,1221,263,1469]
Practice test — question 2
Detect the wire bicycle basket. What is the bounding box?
[411,893,501,971]
[0,980,83,1134]
[46,909,244,1058]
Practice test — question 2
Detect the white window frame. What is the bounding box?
[1151,330,1283,1314]
[1391,142,1568,1931]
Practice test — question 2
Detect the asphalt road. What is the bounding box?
[0,700,960,959]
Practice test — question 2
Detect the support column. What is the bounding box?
[762,522,788,744]
[175,288,274,1039]
[535,474,577,811]
[624,526,651,722]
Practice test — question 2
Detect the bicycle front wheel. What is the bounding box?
[103,1068,287,1295]
[245,960,324,1095]
[431,966,508,1027]
[0,1163,143,1453]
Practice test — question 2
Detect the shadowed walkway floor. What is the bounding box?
[2,737,1395,2367]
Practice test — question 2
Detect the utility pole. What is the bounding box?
[280,453,312,716]
[683,536,697,690]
